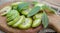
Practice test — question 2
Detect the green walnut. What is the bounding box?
[6,10,19,17]
[21,9,31,15]
[32,18,41,27]
[19,18,32,29]
[0,6,11,16]
[33,13,43,19]
[12,15,25,27]
[6,10,20,22]
[7,16,20,26]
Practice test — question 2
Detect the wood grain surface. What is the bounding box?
[48,14,60,33]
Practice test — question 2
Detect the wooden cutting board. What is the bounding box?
[0,1,43,33]
[0,1,60,33]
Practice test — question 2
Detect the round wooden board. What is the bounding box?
[0,1,42,33]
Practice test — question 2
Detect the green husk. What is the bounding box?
[0,6,11,16]
[19,18,32,29]
[7,10,20,22]
[7,16,20,26]
[32,18,41,27]
[21,9,31,15]
[12,15,25,27]
[33,13,43,19]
